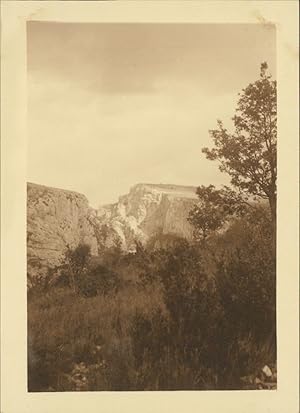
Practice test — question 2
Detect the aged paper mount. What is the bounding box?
[1,1,299,413]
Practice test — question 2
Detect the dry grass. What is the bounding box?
[28,217,276,391]
[28,283,165,391]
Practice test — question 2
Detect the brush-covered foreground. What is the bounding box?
[28,209,276,391]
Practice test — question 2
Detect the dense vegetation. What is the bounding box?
[28,203,276,391]
[28,63,276,391]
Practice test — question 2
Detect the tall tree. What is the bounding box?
[200,62,277,240]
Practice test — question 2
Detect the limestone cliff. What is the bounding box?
[96,184,197,251]
[27,183,98,278]
[27,182,198,278]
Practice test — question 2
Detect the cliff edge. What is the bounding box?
[27,182,198,278]
[27,183,98,278]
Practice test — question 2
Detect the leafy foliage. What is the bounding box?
[202,62,276,225]
[188,184,251,241]
[189,62,276,252]
[129,212,276,389]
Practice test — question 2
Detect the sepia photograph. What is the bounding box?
[26,22,278,392]
[1,1,299,413]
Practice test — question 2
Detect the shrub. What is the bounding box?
[213,207,276,346]
[28,206,276,391]
[77,265,121,298]
[129,211,276,390]
[64,243,91,292]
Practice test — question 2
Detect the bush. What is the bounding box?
[129,208,276,389]
[77,265,121,298]
[28,206,276,391]
[213,207,276,346]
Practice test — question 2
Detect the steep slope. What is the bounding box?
[27,182,198,278]
[96,184,197,251]
[27,183,98,278]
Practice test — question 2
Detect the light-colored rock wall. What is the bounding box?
[27,182,198,277]
[96,184,197,251]
[27,183,98,278]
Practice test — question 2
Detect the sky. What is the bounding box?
[27,22,276,207]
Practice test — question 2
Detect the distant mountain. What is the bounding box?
[27,182,198,278]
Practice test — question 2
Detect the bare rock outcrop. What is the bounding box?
[27,182,198,278]
[27,183,98,278]
[96,184,197,251]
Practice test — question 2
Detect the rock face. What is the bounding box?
[96,184,197,251]
[27,182,198,278]
[27,183,98,278]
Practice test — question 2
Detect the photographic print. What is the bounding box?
[26,22,277,392]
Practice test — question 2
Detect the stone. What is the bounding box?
[262,365,272,378]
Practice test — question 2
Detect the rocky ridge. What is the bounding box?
[97,183,197,251]
[27,182,198,277]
